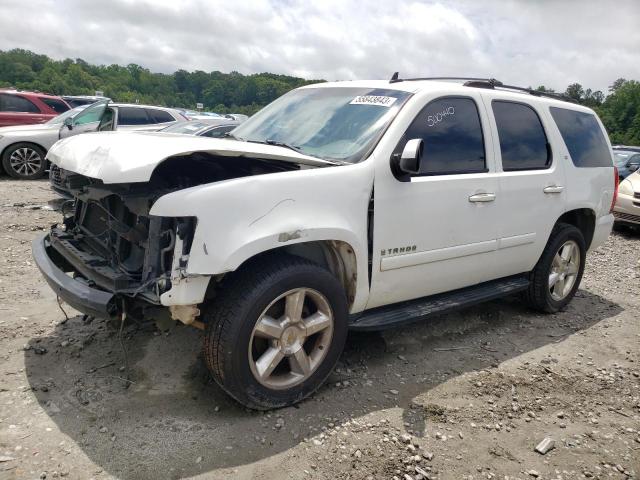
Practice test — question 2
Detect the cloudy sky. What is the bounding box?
[1,0,639,93]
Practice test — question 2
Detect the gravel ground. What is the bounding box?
[0,177,638,480]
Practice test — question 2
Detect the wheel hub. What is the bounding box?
[279,325,305,354]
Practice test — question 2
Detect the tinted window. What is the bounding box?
[492,101,550,170]
[549,107,611,167]
[117,107,150,125]
[146,109,174,124]
[0,94,40,113]
[201,125,236,138]
[402,97,485,175]
[40,97,70,113]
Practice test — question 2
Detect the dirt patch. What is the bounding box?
[0,178,638,479]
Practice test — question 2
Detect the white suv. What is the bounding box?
[33,77,616,409]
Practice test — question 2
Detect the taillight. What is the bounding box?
[610,166,619,213]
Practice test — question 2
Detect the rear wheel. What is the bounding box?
[2,143,47,179]
[203,254,348,409]
[525,223,586,313]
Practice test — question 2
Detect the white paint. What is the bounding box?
[51,80,614,314]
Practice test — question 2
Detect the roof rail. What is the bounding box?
[388,73,575,103]
[463,79,576,103]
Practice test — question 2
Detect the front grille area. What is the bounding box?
[613,211,640,224]
[49,164,62,188]
[50,189,180,297]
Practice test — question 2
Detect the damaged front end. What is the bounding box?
[37,179,197,322]
[36,149,302,324]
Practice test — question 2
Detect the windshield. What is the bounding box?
[45,106,88,125]
[160,121,210,134]
[232,87,411,162]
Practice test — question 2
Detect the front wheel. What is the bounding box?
[525,223,586,313]
[203,254,348,409]
[2,143,47,179]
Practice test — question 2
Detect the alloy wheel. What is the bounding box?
[548,240,580,301]
[9,147,42,177]
[248,288,334,390]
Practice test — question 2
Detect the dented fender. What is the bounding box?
[150,161,374,312]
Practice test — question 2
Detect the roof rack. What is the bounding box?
[388,73,575,103]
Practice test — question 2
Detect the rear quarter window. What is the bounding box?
[40,97,70,113]
[549,107,612,168]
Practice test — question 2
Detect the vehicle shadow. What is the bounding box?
[23,289,622,479]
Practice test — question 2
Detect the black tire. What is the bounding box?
[524,223,586,313]
[2,142,47,179]
[203,254,349,410]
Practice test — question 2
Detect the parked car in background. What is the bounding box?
[613,169,640,227]
[0,105,89,179]
[62,95,110,107]
[613,150,640,180]
[612,145,640,153]
[158,119,239,138]
[1,101,185,179]
[226,113,249,122]
[0,89,70,127]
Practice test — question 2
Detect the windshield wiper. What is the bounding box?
[264,139,305,154]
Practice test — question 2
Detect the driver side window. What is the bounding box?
[74,103,107,126]
[400,96,486,176]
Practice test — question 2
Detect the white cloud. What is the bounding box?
[0,0,638,92]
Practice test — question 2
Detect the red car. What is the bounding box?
[0,90,70,127]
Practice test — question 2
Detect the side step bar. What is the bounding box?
[348,275,529,331]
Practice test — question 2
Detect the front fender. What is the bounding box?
[150,161,374,310]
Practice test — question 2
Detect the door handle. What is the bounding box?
[468,192,496,203]
[543,185,564,194]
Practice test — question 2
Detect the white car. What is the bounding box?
[0,101,184,179]
[613,169,640,226]
[34,77,615,409]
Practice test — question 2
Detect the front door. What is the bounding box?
[59,101,108,140]
[368,94,503,309]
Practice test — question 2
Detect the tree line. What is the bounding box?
[1,49,638,145]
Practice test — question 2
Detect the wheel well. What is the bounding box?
[1,141,48,159]
[0,141,49,175]
[225,241,358,309]
[556,209,596,249]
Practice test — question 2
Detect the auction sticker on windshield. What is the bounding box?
[350,95,398,107]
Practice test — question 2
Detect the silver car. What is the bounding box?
[0,101,185,179]
[158,119,239,137]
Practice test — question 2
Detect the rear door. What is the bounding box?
[368,94,502,308]
[0,93,48,126]
[482,96,567,275]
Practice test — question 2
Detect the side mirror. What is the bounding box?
[628,162,639,172]
[64,117,73,130]
[399,138,423,175]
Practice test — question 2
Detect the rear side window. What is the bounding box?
[403,97,486,175]
[118,107,150,125]
[492,101,550,170]
[0,93,40,113]
[40,97,70,113]
[146,109,174,123]
[549,107,611,167]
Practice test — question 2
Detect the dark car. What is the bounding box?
[0,90,70,127]
[613,150,640,180]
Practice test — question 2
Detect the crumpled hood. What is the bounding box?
[46,131,334,184]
